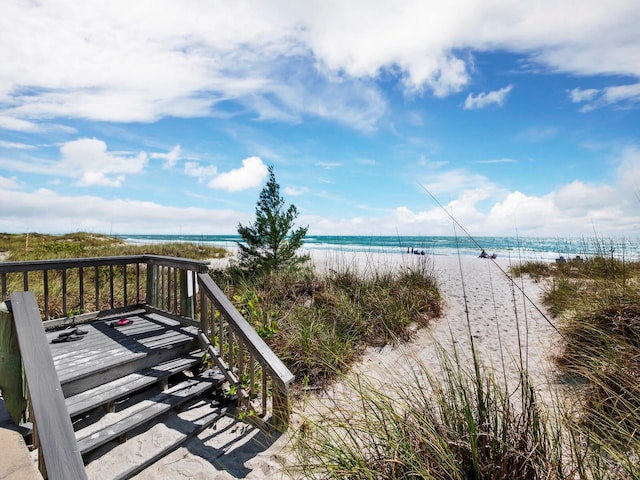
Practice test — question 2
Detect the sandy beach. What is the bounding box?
[89,250,560,479]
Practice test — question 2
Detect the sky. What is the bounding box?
[1,0,640,238]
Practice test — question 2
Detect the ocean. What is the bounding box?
[117,234,640,262]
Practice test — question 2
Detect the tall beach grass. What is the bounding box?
[288,246,640,479]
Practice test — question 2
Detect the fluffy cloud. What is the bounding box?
[184,162,218,182]
[208,156,268,192]
[59,138,147,187]
[0,187,248,234]
[1,1,639,130]
[0,115,41,132]
[0,175,19,190]
[384,146,640,236]
[283,186,309,196]
[183,156,269,191]
[464,85,514,110]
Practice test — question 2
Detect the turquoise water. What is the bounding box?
[118,234,640,261]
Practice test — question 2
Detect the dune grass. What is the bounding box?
[0,232,228,261]
[288,251,640,479]
[210,254,441,389]
[292,349,565,479]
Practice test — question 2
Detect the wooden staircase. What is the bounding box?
[74,366,230,480]
[1,255,295,480]
[13,306,232,479]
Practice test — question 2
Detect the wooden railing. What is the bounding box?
[0,255,294,430]
[197,274,295,428]
[0,255,208,325]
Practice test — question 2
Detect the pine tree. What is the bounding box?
[237,166,309,272]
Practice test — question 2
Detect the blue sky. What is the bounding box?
[1,1,639,237]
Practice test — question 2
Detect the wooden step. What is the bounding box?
[84,398,231,480]
[75,370,225,455]
[65,353,204,418]
[51,314,200,397]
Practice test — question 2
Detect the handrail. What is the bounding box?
[197,273,294,430]
[9,292,87,480]
[143,255,209,272]
[198,274,295,392]
[0,255,208,274]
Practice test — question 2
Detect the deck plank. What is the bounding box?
[47,313,199,393]
[65,353,203,417]
[75,373,223,454]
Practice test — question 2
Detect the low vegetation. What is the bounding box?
[211,255,441,388]
[293,349,564,479]
[0,232,228,261]
[521,254,640,478]
[291,252,640,480]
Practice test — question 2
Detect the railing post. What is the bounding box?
[146,263,158,308]
[179,269,190,317]
[0,302,27,424]
[272,385,291,432]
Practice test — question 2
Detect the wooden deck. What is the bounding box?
[1,255,295,479]
[47,309,200,396]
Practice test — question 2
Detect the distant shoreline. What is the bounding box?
[118,233,640,262]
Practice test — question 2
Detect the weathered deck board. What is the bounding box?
[65,353,203,418]
[47,313,199,396]
[75,372,223,454]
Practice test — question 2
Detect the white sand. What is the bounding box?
[93,250,561,479]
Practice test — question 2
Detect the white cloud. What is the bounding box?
[569,83,640,111]
[379,146,640,236]
[603,83,640,104]
[0,115,76,133]
[464,84,514,110]
[284,186,308,196]
[569,88,599,103]
[0,115,40,132]
[208,156,268,192]
[150,144,182,169]
[0,140,36,149]
[59,138,147,187]
[1,1,639,130]
[184,161,218,182]
[0,175,19,190]
[0,187,249,234]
